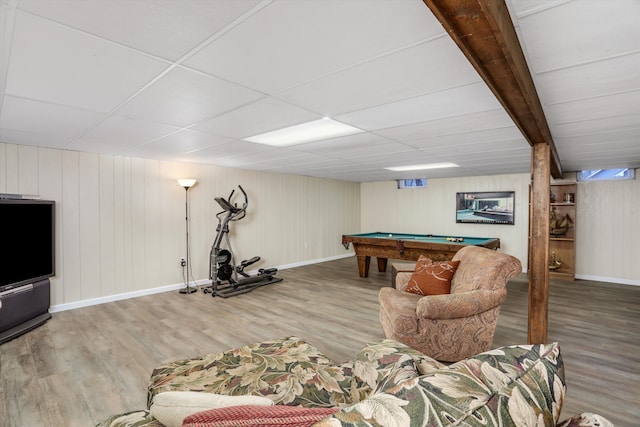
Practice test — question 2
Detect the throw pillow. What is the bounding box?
[181,405,338,427]
[404,256,459,296]
[150,392,273,427]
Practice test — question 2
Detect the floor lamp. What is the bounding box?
[177,178,197,294]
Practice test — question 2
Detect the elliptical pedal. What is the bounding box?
[214,276,283,298]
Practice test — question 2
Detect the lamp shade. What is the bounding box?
[177,178,196,189]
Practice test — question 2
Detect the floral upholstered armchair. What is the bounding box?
[379,245,522,362]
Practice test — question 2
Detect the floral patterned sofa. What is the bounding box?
[96,336,613,427]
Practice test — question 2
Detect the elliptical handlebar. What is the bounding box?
[238,185,247,207]
[215,185,248,220]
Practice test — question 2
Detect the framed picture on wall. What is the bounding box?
[456,191,515,225]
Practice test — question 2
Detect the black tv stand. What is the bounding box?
[0,279,51,344]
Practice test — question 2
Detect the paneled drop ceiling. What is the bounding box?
[0,0,638,182]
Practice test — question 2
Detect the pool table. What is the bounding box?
[341,232,500,277]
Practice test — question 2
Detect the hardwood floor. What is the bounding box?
[1,257,638,426]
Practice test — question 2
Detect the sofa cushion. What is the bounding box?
[181,405,338,427]
[150,392,273,427]
[404,256,459,296]
[372,355,420,396]
[147,337,351,409]
[347,339,445,404]
[313,342,566,427]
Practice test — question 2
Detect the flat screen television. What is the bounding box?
[456,191,515,225]
[0,199,55,291]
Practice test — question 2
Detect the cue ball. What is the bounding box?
[388,234,392,237]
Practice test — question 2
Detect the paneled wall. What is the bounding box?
[361,174,531,267]
[361,173,640,285]
[2,140,637,312]
[0,143,360,307]
[576,177,640,284]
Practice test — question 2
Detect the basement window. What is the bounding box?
[397,179,427,189]
[577,169,635,182]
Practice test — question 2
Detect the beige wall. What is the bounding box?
[0,143,360,307]
[361,173,640,285]
[2,141,637,310]
[576,176,640,284]
[361,174,531,269]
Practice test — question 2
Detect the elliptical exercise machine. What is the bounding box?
[204,185,282,298]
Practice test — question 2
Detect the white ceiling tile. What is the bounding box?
[196,156,255,169]
[0,95,106,148]
[16,0,263,61]
[375,108,517,142]
[546,91,640,125]
[5,11,169,113]
[557,129,639,149]
[291,132,395,154]
[128,129,232,159]
[552,113,640,139]
[193,97,320,139]
[254,156,355,173]
[232,147,309,165]
[276,36,481,116]
[357,150,446,168]
[307,141,416,161]
[443,148,531,164]
[117,67,265,127]
[558,143,640,170]
[1,0,638,181]
[407,128,527,151]
[536,53,640,105]
[506,0,569,18]
[517,0,640,73]
[69,115,180,154]
[426,140,530,159]
[184,0,443,93]
[336,83,502,131]
[185,140,272,161]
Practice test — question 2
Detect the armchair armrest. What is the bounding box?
[416,288,507,320]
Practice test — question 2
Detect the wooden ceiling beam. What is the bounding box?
[423,0,563,178]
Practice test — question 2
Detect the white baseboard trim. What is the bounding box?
[49,279,210,313]
[50,253,355,313]
[277,252,353,270]
[574,274,640,287]
[516,268,638,287]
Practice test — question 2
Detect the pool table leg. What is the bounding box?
[377,257,388,273]
[356,255,370,277]
[356,256,388,277]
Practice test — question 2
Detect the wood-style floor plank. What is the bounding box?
[1,257,638,426]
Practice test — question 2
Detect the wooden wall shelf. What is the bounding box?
[549,183,576,279]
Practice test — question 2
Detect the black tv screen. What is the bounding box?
[456,191,515,225]
[0,199,55,291]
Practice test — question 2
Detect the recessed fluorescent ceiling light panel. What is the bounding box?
[244,118,364,146]
[385,162,459,171]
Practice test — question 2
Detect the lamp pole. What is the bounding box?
[177,179,197,294]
